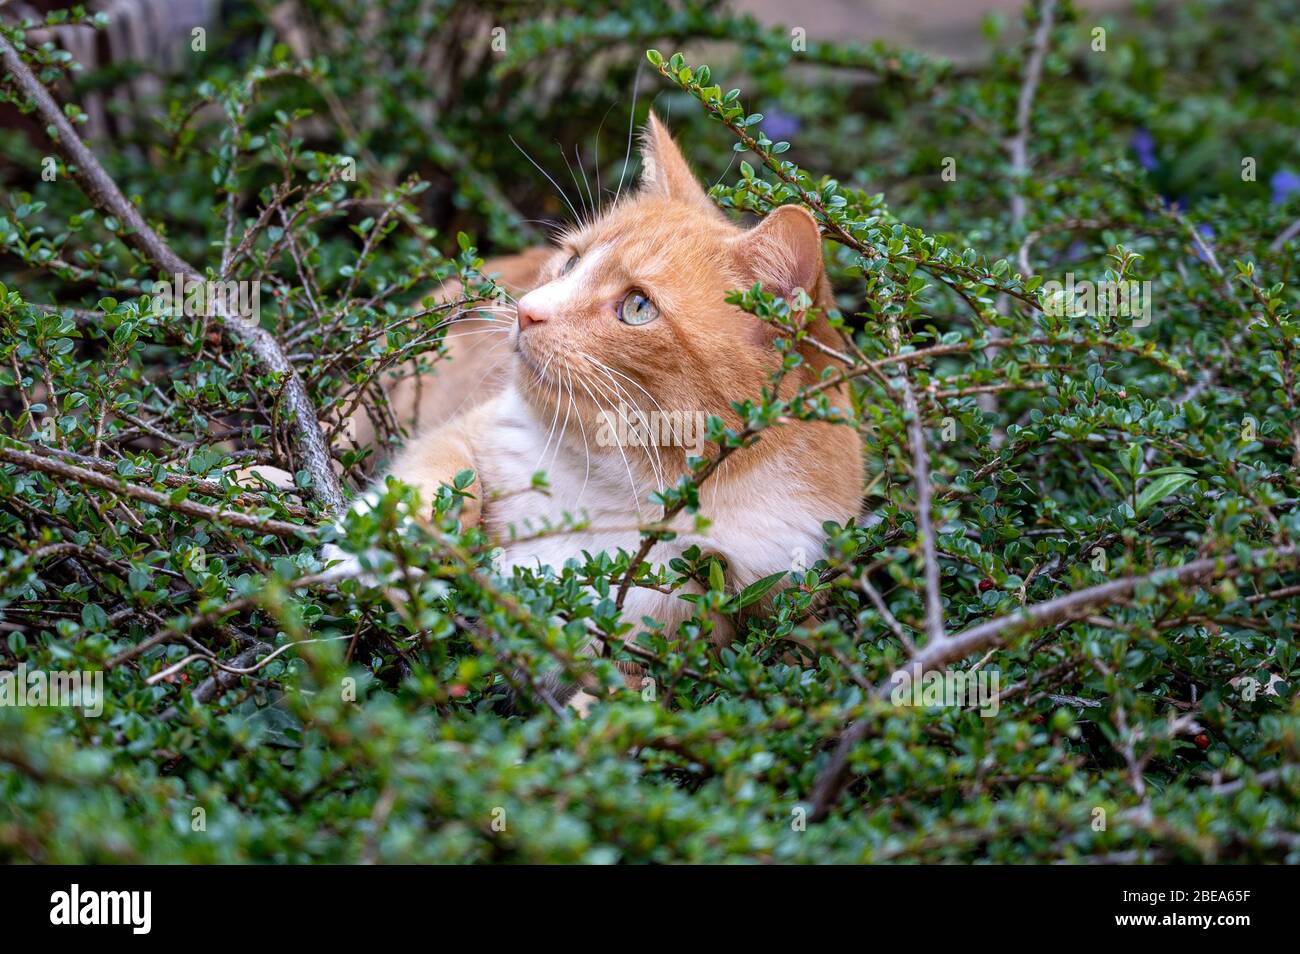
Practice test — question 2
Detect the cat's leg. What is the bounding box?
[382,395,501,528]
[323,397,501,579]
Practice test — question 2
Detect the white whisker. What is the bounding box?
[593,99,619,211]
[533,356,565,472]
[437,327,514,341]
[567,365,592,510]
[548,363,576,479]
[559,142,591,228]
[614,62,643,206]
[574,144,597,220]
[573,370,643,520]
[581,353,669,495]
[580,359,665,498]
[512,135,582,227]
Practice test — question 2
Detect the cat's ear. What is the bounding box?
[639,111,713,211]
[733,204,824,299]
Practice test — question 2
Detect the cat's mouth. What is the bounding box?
[515,340,553,383]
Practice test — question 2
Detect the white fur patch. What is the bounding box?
[476,382,831,628]
[516,245,609,321]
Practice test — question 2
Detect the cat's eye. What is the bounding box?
[560,254,579,276]
[618,290,659,326]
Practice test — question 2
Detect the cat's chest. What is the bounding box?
[474,389,826,582]
[475,389,672,571]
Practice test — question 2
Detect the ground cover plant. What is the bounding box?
[0,0,1297,862]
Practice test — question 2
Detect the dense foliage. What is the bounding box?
[1,0,1297,862]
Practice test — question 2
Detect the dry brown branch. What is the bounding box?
[0,444,311,539]
[0,35,345,513]
[806,543,1300,820]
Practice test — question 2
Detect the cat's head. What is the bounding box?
[511,112,842,473]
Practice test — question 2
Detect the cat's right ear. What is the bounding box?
[638,111,715,213]
[732,204,825,301]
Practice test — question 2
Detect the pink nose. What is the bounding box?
[517,296,548,331]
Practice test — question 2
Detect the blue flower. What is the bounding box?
[763,106,801,142]
[1271,169,1300,205]
[1131,129,1157,171]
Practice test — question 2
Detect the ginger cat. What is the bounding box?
[342,114,863,701]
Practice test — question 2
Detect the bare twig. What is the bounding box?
[0,35,345,513]
[156,641,272,720]
[146,635,351,686]
[1269,217,1300,253]
[0,444,311,539]
[858,571,915,654]
[105,566,357,670]
[984,0,1057,429]
[806,543,1300,820]
[900,378,945,644]
[1007,0,1056,230]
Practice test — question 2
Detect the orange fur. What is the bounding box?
[345,246,551,450]
[360,113,863,650]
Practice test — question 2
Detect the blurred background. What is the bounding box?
[741,0,1130,59]
[3,0,1295,277]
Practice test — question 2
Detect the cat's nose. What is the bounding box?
[516,295,548,330]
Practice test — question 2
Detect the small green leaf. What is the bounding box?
[1094,464,1127,497]
[708,558,726,593]
[732,571,787,610]
[1136,473,1195,515]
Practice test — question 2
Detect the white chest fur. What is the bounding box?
[476,386,829,629]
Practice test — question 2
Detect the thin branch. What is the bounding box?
[156,641,272,720]
[858,571,916,654]
[0,444,311,539]
[806,543,1300,821]
[146,635,351,686]
[1006,0,1056,230]
[0,35,345,513]
[105,566,356,670]
[29,444,312,519]
[984,0,1057,427]
[1269,216,1300,253]
[900,377,945,645]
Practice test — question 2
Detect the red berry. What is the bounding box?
[450,684,467,698]
[1194,733,1210,750]
[978,578,994,592]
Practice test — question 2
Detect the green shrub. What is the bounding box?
[0,0,1297,862]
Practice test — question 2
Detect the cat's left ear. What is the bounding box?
[639,111,714,212]
[732,204,824,300]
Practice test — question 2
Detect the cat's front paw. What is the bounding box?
[318,489,418,589]
[319,541,363,579]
